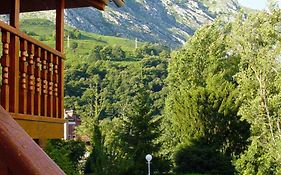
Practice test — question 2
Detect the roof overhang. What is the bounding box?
[0,0,125,14]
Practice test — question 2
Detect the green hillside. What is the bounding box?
[20,18,143,61]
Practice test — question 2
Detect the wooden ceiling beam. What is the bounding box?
[84,0,106,10]
[0,0,109,14]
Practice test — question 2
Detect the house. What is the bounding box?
[64,109,81,140]
[0,0,124,174]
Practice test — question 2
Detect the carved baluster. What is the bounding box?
[41,50,48,117]
[19,39,28,114]
[34,47,41,116]
[1,30,10,111]
[58,57,64,118]
[47,53,53,118]
[53,56,59,118]
[27,43,35,115]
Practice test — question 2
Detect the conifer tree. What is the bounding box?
[118,87,161,175]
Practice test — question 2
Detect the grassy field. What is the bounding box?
[20,18,144,53]
[20,18,147,64]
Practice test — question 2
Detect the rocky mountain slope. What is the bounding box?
[20,0,241,47]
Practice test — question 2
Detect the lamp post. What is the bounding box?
[145,154,152,175]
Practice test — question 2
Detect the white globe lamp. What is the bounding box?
[145,154,152,162]
[145,154,152,175]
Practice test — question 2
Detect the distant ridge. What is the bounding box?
[18,0,241,48]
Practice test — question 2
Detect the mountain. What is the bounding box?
[20,0,241,48]
[65,0,240,47]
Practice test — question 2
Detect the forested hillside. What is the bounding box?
[65,10,281,175]
[19,6,281,175]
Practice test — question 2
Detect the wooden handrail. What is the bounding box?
[0,20,64,58]
[0,106,65,174]
[0,20,65,120]
[12,113,65,123]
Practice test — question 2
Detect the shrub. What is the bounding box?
[174,141,235,175]
[45,139,86,175]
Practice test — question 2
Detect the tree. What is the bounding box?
[229,11,281,174]
[118,87,161,175]
[111,45,126,60]
[268,0,279,11]
[84,121,107,175]
[45,139,86,175]
[71,42,78,52]
[88,45,103,61]
[68,29,82,39]
[161,20,250,174]
[100,46,113,60]
[76,75,107,138]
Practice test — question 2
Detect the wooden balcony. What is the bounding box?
[0,20,65,145]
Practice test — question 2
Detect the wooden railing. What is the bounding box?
[0,105,65,174]
[0,20,64,122]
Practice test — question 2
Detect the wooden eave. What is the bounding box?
[0,0,123,14]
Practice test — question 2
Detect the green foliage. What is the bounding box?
[117,88,162,175]
[67,29,82,39]
[64,46,169,123]
[84,122,106,175]
[23,11,281,175]
[45,139,86,175]
[134,43,170,59]
[229,11,281,174]
[63,42,169,174]
[174,139,235,175]
[87,45,103,61]
[84,118,132,175]
[162,20,250,174]
[71,42,79,51]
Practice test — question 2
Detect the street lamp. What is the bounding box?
[145,154,152,175]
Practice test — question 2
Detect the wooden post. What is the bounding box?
[53,56,59,118]
[58,58,64,119]
[1,31,10,111]
[56,0,65,119]
[9,0,20,113]
[56,0,65,52]
[34,47,41,116]
[19,39,28,114]
[10,0,20,29]
[27,44,35,115]
[47,53,53,118]
[41,50,48,117]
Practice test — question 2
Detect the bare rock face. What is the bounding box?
[64,0,240,47]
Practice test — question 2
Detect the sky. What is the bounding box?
[238,0,281,10]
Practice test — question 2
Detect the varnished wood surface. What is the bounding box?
[56,0,65,52]
[0,20,64,58]
[0,19,64,118]
[0,106,65,175]
[0,0,106,14]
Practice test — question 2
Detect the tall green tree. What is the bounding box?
[76,75,107,138]
[162,20,250,174]
[230,11,281,174]
[84,121,107,175]
[118,87,161,175]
